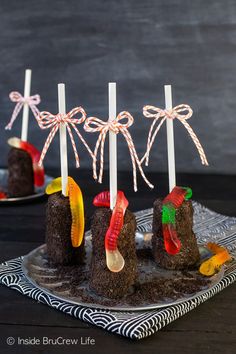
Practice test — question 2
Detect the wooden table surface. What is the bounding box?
[0,170,235,354]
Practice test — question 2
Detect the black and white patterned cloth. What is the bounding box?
[0,202,236,340]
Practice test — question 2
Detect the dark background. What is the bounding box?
[0,0,236,181]
[0,3,236,351]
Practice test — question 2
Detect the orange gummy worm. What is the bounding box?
[46,177,84,248]
[199,242,231,276]
[67,177,84,247]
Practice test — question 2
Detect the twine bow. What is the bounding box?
[84,111,154,192]
[5,91,41,130]
[36,107,94,167]
[141,104,208,166]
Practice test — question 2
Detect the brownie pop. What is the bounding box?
[84,83,153,299]
[7,138,44,197]
[8,145,34,197]
[142,85,208,270]
[90,191,137,298]
[36,83,94,265]
[45,177,86,265]
[4,69,44,198]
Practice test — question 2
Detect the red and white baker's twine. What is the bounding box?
[84,111,154,192]
[5,91,41,130]
[141,104,209,166]
[36,107,94,167]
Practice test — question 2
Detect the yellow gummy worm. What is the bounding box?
[46,177,84,248]
[46,177,64,195]
[199,243,231,277]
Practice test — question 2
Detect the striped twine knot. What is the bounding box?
[141,104,209,167]
[36,107,94,167]
[5,91,41,130]
[84,111,154,192]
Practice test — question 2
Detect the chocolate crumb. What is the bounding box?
[34,243,210,307]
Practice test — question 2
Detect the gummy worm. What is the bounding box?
[46,177,84,247]
[199,242,231,276]
[162,186,192,255]
[93,190,129,272]
[8,137,45,187]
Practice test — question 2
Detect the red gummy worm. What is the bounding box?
[163,186,187,209]
[93,190,129,252]
[21,141,45,187]
[162,186,192,255]
[93,190,110,208]
[162,224,181,255]
[105,191,129,251]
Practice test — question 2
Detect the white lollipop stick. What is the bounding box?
[21,69,32,141]
[58,83,68,197]
[108,82,117,210]
[165,85,176,192]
